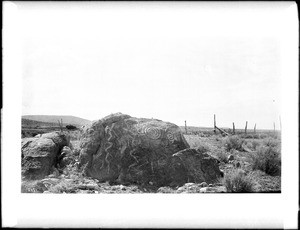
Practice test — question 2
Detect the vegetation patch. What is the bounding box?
[214,149,229,163]
[221,169,255,193]
[248,145,281,176]
[224,135,245,152]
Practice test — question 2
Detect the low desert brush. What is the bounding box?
[249,146,281,176]
[215,149,228,163]
[240,134,254,139]
[263,138,280,149]
[224,135,245,152]
[246,139,261,151]
[221,169,255,192]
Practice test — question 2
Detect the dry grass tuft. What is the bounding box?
[214,148,229,163]
[220,169,255,192]
[224,135,245,152]
[248,145,281,176]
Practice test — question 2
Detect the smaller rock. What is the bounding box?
[184,183,195,187]
[200,187,208,193]
[208,184,213,187]
[200,186,227,193]
[149,181,154,185]
[85,183,99,190]
[199,182,208,187]
[227,154,234,161]
[157,187,174,193]
[176,183,202,193]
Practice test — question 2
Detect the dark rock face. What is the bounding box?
[79,113,190,185]
[170,148,223,185]
[22,132,70,180]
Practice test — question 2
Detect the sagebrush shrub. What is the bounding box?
[224,136,245,152]
[240,134,254,139]
[221,169,254,192]
[263,138,280,148]
[259,134,268,139]
[249,146,281,176]
[252,134,260,139]
[215,149,228,163]
[247,140,261,151]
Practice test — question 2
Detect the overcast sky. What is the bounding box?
[19,2,287,129]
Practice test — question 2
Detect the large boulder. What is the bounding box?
[22,132,70,180]
[79,113,190,185]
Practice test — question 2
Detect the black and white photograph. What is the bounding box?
[2,1,298,228]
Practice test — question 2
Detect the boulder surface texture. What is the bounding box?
[79,113,222,187]
[22,132,70,180]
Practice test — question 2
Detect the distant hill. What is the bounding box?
[22,118,59,127]
[22,115,91,126]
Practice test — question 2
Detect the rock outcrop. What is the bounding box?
[79,113,222,187]
[22,132,70,180]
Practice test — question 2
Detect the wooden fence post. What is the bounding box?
[185,120,187,134]
[57,119,63,132]
[273,122,276,134]
[245,121,248,134]
[232,122,235,134]
[214,114,216,134]
[254,123,256,134]
[279,116,282,133]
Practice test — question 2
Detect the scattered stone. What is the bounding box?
[200,186,227,193]
[157,187,175,193]
[208,184,213,187]
[199,182,208,187]
[176,183,202,193]
[85,183,99,190]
